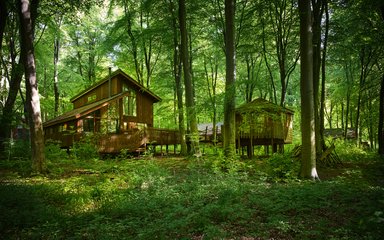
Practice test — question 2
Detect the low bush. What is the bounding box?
[333,138,374,162]
[45,140,68,161]
[72,134,99,160]
[265,153,300,182]
[2,139,31,161]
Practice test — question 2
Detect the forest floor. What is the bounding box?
[0,147,383,239]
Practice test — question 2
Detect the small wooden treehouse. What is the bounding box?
[235,98,294,157]
[43,69,179,153]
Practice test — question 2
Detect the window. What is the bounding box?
[88,94,96,103]
[83,117,94,132]
[123,85,136,116]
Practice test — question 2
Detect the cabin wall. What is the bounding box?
[137,93,154,127]
[236,111,293,145]
[71,74,154,129]
[73,76,120,109]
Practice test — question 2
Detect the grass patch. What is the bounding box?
[0,151,383,239]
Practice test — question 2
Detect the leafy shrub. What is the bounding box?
[332,138,373,162]
[265,153,300,182]
[2,139,31,160]
[45,140,68,161]
[72,134,99,160]
[199,151,245,174]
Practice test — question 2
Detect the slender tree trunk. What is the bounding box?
[179,0,199,155]
[0,62,23,152]
[320,0,329,148]
[18,0,46,173]
[0,27,24,152]
[124,1,142,84]
[169,0,187,155]
[53,30,60,116]
[378,5,384,155]
[0,0,7,53]
[87,34,96,84]
[299,0,318,180]
[74,34,84,78]
[312,0,324,156]
[223,0,236,158]
[378,74,384,155]
[203,55,219,146]
[344,63,352,138]
[261,17,277,104]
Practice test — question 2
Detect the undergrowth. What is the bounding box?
[0,142,383,239]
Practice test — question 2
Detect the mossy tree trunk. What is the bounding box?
[299,0,319,180]
[223,0,236,158]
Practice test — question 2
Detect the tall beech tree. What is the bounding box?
[379,74,384,155]
[378,4,384,156]
[267,0,300,106]
[53,15,62,117]
[312,0,325,157]
[169,0,187,155]
[223,0,236,158]
[178,0,199,155]
[0,0,7,53]
[18,0,46,172]
[299,0,318,180]
[0,7,24,152]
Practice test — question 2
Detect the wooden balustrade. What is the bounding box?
[45,127,181,153]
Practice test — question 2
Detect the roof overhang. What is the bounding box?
[236,98,294,115]
[44,92,129,128]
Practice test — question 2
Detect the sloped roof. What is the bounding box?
[236,98,294,114]
[70,68,161,103]
[44,92,129,128]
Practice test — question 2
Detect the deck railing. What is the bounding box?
[146,127,180,145]
[45,127,181,153]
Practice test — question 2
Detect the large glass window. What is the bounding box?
[123,85,136,116]
[83,117,94,132]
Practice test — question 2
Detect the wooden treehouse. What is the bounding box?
[235,98,294,158]
[43,69,180,154]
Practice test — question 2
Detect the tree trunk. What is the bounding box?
[320,0,329,149]
[0,63,23,152]
[178,0,199,155]
[18,0,46,173]
[312,0,324,157]
[299,0,319,180]
[0,0,7,53]
[124,1,142,84]
[261,17,277,104]
[378,74,384,155]
[53,28,60,116]
[0,28,24,153]
[169,0,187,155]
[223,0,236,158]
[378,5,384,155]
[203,54,219,147]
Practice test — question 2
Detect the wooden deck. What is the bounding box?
[45,127,180,153]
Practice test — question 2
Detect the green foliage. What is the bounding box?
[2,139,31,161]
[44,140,68,161]
[195,150,245,174]
[333,139,373,162]
[265,153,300,182]
[72,134,99,160]
[0,155,383,239]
